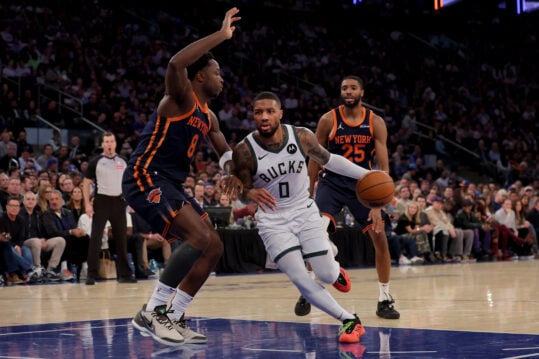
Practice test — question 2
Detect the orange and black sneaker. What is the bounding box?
[338,314,366,343]
[333,267,351,292]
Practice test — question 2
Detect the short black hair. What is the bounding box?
[253,91,281,106]
[187,52,215,80]
[342,75,364,88]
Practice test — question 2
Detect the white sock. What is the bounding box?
[378,282,391,302]
[146,281,176,311]
[60,260,67,271]
[168,289,193,321]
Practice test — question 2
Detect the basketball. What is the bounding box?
[355,171,395,208]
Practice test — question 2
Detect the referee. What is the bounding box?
[82,131,136,285]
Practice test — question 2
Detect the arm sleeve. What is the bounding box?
[323,154,369,179]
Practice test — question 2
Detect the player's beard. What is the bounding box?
[342,97,360,109]
[258,123,279,138]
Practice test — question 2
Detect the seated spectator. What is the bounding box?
[219,193,256,224]
[454,199,493,261]
[387,205,423,265]
[1,177,23,211]
[203,181,218,207]
[493,199,533,260]
[59,175,74,203]
[64,185,85,224]
[131,209,171,270]
[526,195,539,257]
[424,196,462,263]
[395,201,431,263]
[0,231,26,284]
[20,191,64,281]
[394,184,412,215]
[514,199,536,250]
[36,183,53,213]
[0,196,33,282]
[36,144,56,172]
[443,199,474,262]
[122,207,154,279]
[42,189,88,279]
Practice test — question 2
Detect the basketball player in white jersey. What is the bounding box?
[230,91,371,344]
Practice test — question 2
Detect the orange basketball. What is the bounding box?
[355,170,395,208]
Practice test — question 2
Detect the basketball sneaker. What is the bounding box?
[132,304,185,346]
[376,295,400,319]
[170,313,207,344]
[333,267,351,292]
[338,314,366,343]
[294,295,311,316]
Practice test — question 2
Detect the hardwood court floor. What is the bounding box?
[1,260,538,358]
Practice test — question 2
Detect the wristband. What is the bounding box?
[219,150,233,170]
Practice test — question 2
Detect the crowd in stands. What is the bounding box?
[0,1,538,283]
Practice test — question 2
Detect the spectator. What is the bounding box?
[36,144,57,170]
[395,201,432,263]
[0,196,33,281]
[424,196,460,263]
[0,131,16,159]
[0,177,23,211]
[0,231,25,284]
[64,186,85,224]
[59,176,74,203]
[454,199,492,261]
[203,181,218,207]
[42,189,88,280]
[493,199,532,260]
[131,210,171,271]
[443,199,474,262]
[20,191,64,281]
[0,142,20,173]
[387,205,424,265]
[36,183,53,213]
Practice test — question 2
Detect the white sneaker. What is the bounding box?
[410,256,424,265]
[398,255,411,265]
[171,313,207,344]
[27,266,43,283]
[132,305,184,346]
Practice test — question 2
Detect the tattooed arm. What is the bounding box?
[232,141,276,212]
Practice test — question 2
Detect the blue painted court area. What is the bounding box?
[0,317,538,358]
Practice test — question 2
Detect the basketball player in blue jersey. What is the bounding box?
[231,91,371,344]
[122,8,243,346]
[303,75,400,320]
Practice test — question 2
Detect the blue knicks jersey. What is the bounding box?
[320,105,375,191]
[129,94,211,189]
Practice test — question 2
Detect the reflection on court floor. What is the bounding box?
[1,317,538,358]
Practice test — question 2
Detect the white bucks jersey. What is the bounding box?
[245,125,309,210]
